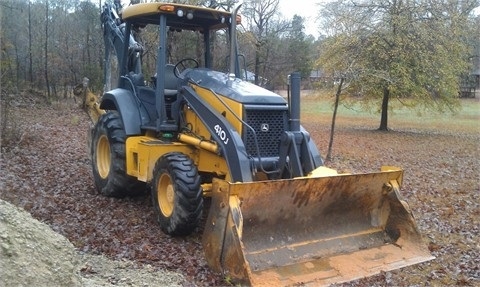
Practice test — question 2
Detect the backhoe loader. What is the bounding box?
[86,1,433,285]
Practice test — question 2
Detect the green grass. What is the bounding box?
[299,91,480,134]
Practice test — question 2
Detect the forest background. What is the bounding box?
[1,0,479,132]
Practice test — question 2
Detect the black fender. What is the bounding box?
[100,88,142,135]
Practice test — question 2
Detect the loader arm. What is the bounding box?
[181,85,253,182]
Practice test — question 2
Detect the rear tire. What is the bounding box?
[151,152,203,236]
[91,112,145,197]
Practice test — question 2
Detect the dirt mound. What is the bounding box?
[0,199,82,286]
[0,200,184,287]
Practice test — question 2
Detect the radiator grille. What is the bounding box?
[243,109,287,157]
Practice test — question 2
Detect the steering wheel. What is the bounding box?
[174,58,199,78]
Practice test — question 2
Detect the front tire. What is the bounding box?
[91,112,145,197]
[151,152,203,236]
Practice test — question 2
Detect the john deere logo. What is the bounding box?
[260,123,269,132]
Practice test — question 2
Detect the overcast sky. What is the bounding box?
[279,0,329,37]
[279,0,480,37]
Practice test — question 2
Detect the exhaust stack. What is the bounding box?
[289,72,301,132]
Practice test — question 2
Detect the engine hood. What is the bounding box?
[184,68,286,105]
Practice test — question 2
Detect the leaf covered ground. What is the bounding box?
[1,91,479,286]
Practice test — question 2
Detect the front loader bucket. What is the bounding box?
[203,167,433,286]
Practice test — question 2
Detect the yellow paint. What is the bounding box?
[125,136,194,182]
[126,134,229,183]
[192,84,244,136]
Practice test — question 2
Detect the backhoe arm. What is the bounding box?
[101,0,143,91]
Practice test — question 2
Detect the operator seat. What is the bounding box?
[163,64,180,122]
[140,65,179,125]
[150,64,179,97]
[164,64,178,97]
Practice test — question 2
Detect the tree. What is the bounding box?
[242,0,281,86]
[326,77,345,161]
[0,0,319,96]
[318,0,478,130]
[286,15,315,78]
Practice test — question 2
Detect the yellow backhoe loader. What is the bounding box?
[84,1,433,285]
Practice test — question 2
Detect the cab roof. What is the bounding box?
[121,2,233,31]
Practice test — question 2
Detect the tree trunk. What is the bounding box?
[379,86,389,131]
[44,0,51,101]
[326,77,344,161]
[86,26,91,67]
[28,0,33,83]
[254,44,260,85]
[14,44,20,87]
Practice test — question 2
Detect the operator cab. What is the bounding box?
[115,2,241,131]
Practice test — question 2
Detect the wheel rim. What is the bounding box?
[157,173,174,217]
[96,134,111,179]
